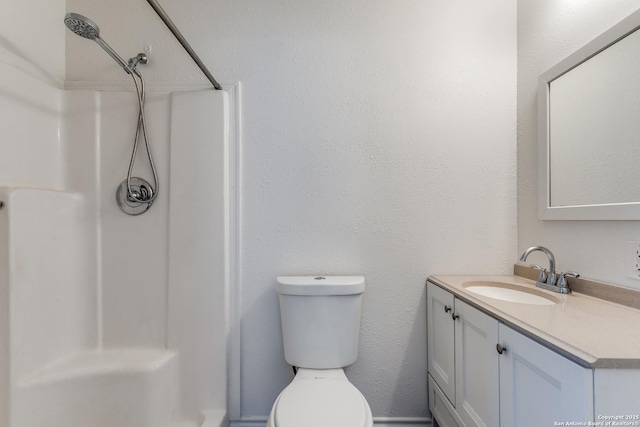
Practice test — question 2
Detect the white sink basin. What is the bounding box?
[462,281,560,306]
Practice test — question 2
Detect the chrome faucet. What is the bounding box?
[520,246,557,286]
[519,246,576,294]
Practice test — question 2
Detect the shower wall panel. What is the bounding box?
[168,90,229,418]
[64,88,230,420]
[8,189,96,379]
[0,41,229,422]
[0,187,97,427]
[0,191,7,427]
[0,58,64,189]
[96,90,171,348]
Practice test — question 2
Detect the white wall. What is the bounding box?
[0,0,65,84]
[233,2,517,418]
[518,1,640,290]
[0,0,66,189]
[65,0,517,420]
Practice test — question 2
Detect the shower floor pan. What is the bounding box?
[11,348,189,427]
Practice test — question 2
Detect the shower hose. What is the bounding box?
[126,68,159,204]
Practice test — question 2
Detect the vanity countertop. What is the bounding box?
[428,275,640,369]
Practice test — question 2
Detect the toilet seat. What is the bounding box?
[273,373,369,427]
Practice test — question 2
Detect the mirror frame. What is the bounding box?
[538,8,640,220]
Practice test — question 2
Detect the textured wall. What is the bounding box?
[518,1,640,290]
[65,0,517,419]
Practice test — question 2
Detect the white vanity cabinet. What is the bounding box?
[427,281,593,427]
[426,282,456,404]
[498,324,593,426]
[427,282,499,427]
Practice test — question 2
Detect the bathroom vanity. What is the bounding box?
[426,273,640,427]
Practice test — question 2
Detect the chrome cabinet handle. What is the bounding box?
[496,343,507,355]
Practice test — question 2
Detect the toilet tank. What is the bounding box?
[276,276,365,369]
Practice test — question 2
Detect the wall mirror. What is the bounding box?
[539,8,640,220]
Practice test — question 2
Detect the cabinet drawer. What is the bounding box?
[428,374,464,427]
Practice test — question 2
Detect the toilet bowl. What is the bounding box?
[267,368,373,427]
[270,276,372,427]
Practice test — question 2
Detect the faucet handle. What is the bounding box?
[530,264,547,283]
[558,271,579,288]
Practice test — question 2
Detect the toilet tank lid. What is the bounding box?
[276,276,365,296]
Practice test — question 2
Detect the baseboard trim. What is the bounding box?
[229,416,432,427]
[374,418,432,427]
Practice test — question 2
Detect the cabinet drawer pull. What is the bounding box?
[444,305,452,313]
[496,343,507,355]
[451,312,459,321]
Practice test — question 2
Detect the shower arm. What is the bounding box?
[145,0,222,90]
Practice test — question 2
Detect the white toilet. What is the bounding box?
[267,275,373,427]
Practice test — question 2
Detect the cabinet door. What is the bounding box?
[594,369,640,415]
[427,282,456,404]
[499,325,594,427]
[454,299,499,427]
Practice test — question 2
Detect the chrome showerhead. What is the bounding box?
[64,12,133,74]
[64,13,100,40]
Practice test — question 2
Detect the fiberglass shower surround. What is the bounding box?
[0,88,229,426]
[65,12,159,215]
[0,71,230,427]
[0,1,230,425]
[64,0,222,215]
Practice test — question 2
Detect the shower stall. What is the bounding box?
[0,5,232,426]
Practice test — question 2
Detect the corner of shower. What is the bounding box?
[0,6,231,427]
[65,12,158,216]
